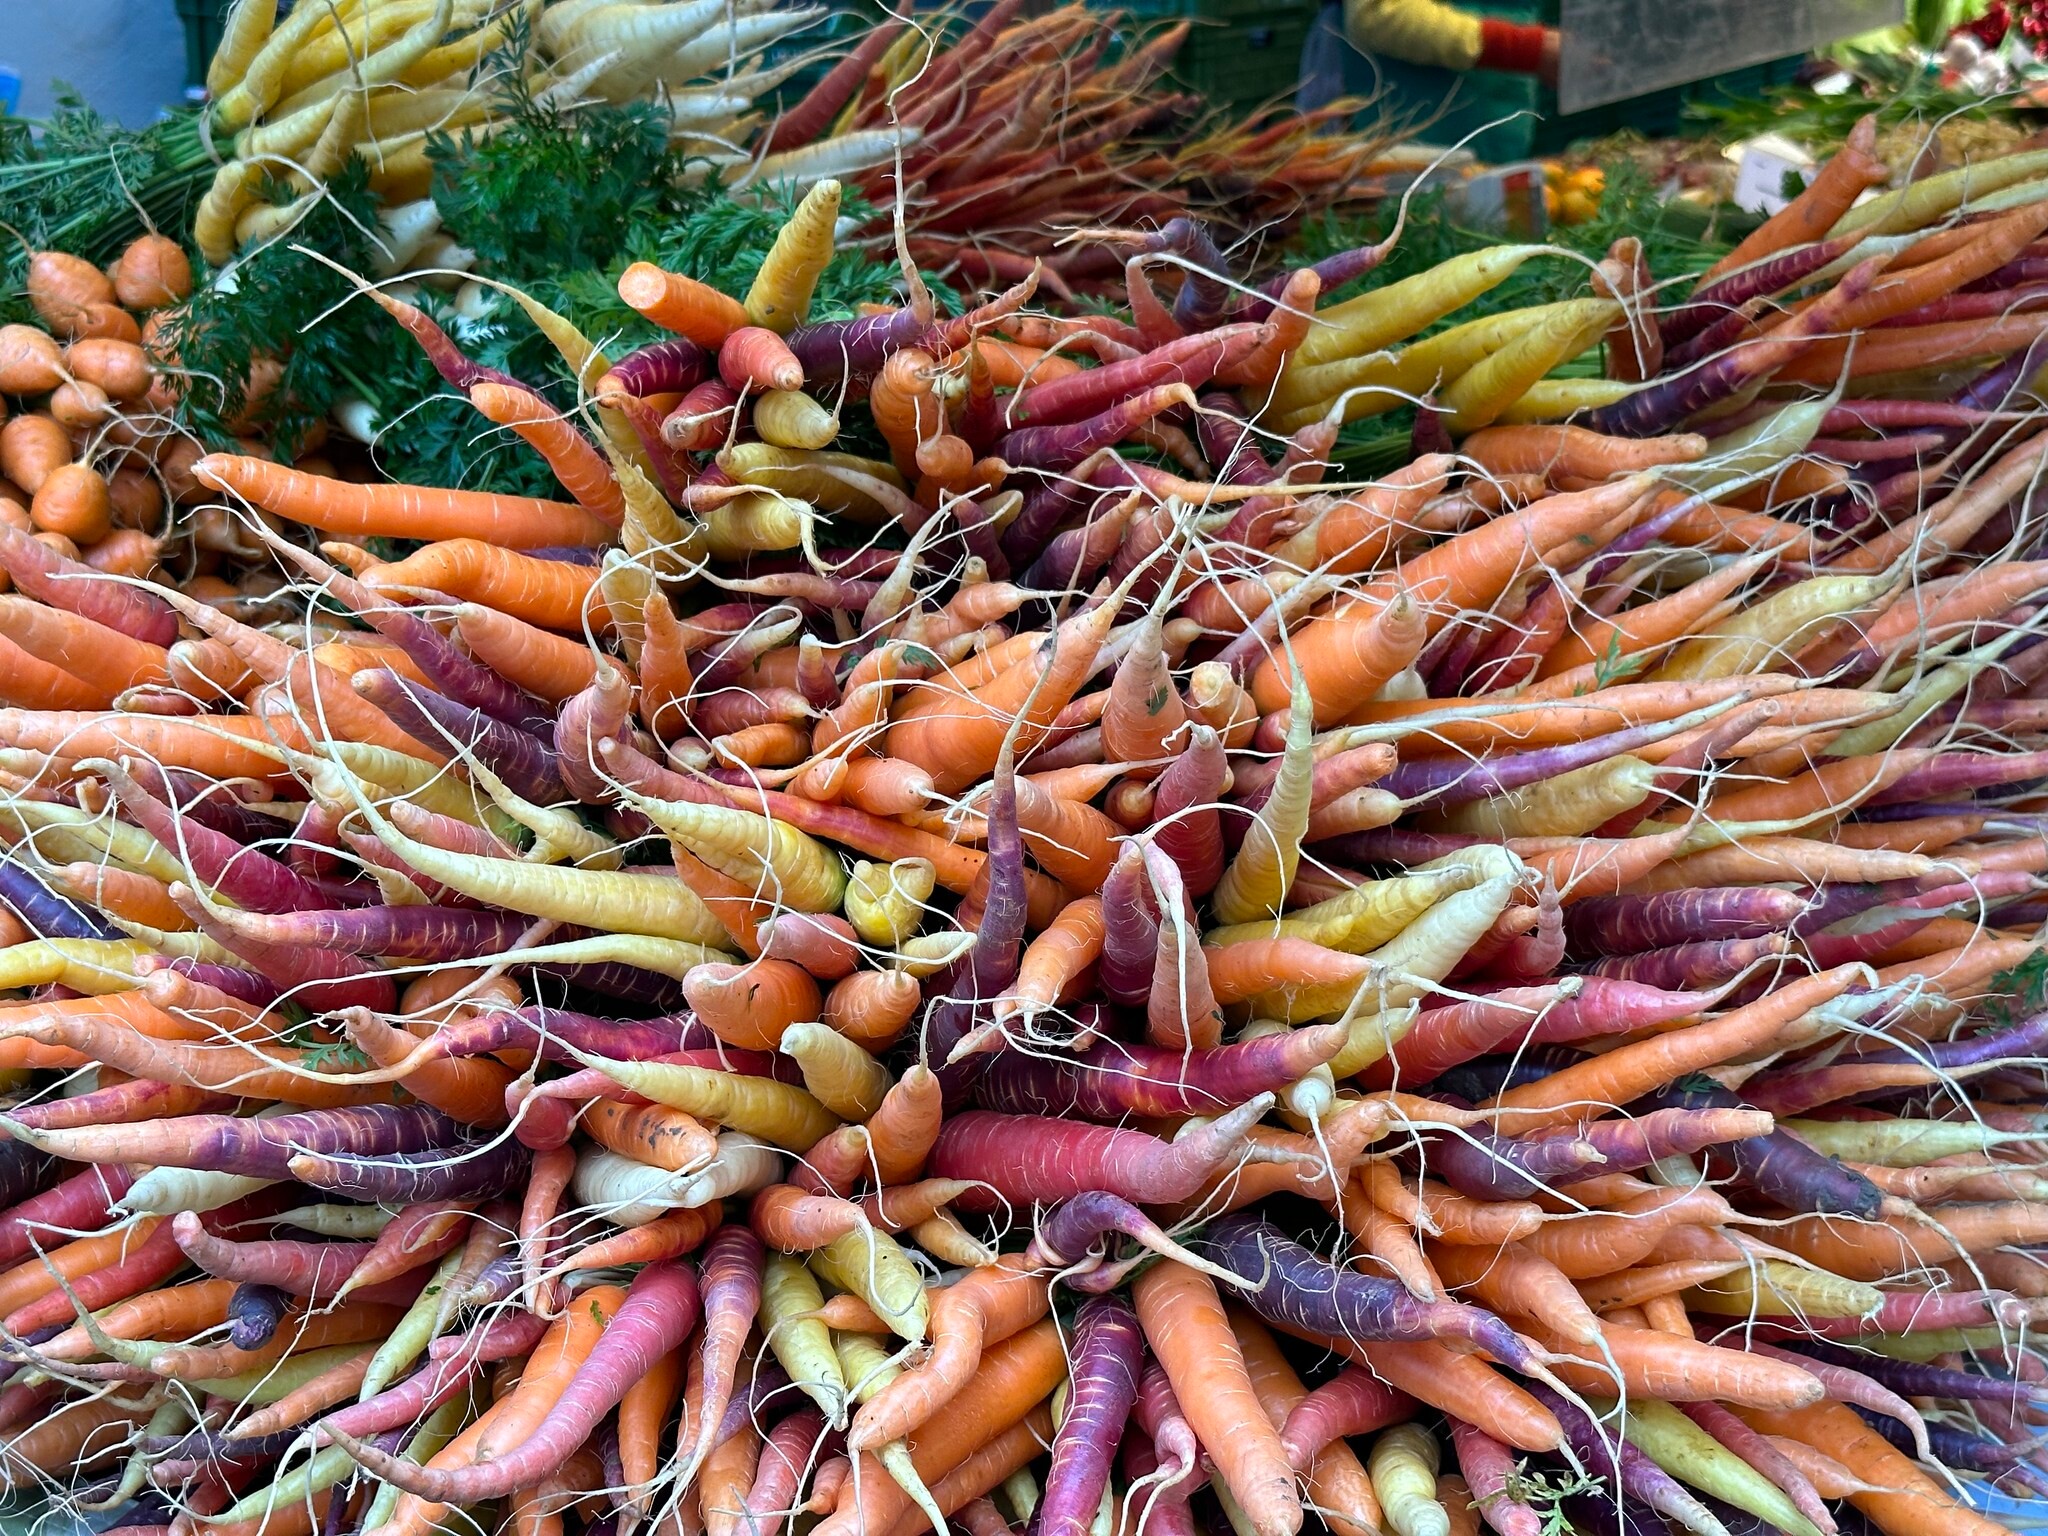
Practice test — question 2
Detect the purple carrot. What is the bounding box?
[1281,1368,1416,1471]
[1565,887,1809,955]
[1005,327,1260,429]
[1377,711,1713,808]
[283,1309,555,1455]
[1660,231,1868,348]
[1431,1046,1587,1104]
[331,1259,699,1500]
[120,762,290,849]
[0,1143,56,1213]
[786,308,927,388]
[1022,499,1134,591]
[929,742,1027,1104]
[1854,1409,2040,1484]
[931,1098,1273,1209]
[152,958,281,1007]
[1196,1215,1537,1371]
[1122,1433,1200,1536]
[1807,431,1951,463]
[1592,258,1882,438]
[1584,933,1788,990]
[1145,219,1233,332]
[555,663,636,804]
[96,758,330,915]
[681,1225,763,1478]
[1825,399,1997,432]
[1422,1122,1607,1202]
[1956,330,2048,411]
[0,1165,132,1269]
[1641,1077,1882,1219]
[1868,747,2048,804]
[352,671,567,803]
[171,1214,372,1294]
[0,855,120,941]
[6,1104,460,1179]
[287,1140,529,1204]
[401,1006,717,1067]
[1525,1382,1726,1534]
[1039,1295,1143,1536]
[995,382,1194,473]
[197,902,540,963]
[1677,1401,1837,1536]
[1771,1336,2046,1405]
[1450,1418,1544,1536]
[975,1026,1345,1120]
[1099,842,1161,1008]
[6,1079,234,1134]
[1150,724,1227,896]
[258,533,552,733]
[1740,1343,1930,1457]
[1660,296,1769,375]
[999,453,1123,564]
[225,1284,291,1351]
[0,524,176,646]
[604,337,710,397]
[1020,1192,1247,1292]
[169,884,398,1013]
[1195,392,1278,484]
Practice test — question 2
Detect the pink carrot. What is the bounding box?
[1281,1366,1417,1469]
[930,1097,1272,1209]
[330,1259,700,1500]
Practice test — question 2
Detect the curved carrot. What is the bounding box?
[455,604,601,702]
[367,541,608,632]
[469,381,625,526]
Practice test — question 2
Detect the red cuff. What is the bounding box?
[1477,18,1548,72]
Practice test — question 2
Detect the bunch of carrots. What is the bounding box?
[7,121,2048,1536]
[743,0,1398,298]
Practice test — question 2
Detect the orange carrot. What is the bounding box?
[194,455,613,548]
[618,262,751,348]
[470,381,626,526]
[1133,1260,1302,1536]
[455,603,601,702]
[367,541,609,633]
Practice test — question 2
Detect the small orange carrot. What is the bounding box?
[618,262,751,348]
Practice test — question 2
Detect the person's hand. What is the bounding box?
[1539,26,1562,89]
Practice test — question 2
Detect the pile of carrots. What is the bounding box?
[743,0,1402,297]
[6,116,2048,1536]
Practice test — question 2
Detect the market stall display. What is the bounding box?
[6,9,2048,1536]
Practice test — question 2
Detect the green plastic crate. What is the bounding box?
[1172,9,1318,111]
[175,0,232,91]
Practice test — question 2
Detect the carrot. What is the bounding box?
[0,632,110,708]
[194,454,613,548]
[1739,1400,2013,1536]
[1134,1260,1301,1536]
[1708,117,1885,280]
[0,596,169,696]
[1488,964,1861,1123]
[619,262,752,348]
[1231,1306,1383,1536]
[848,1255,1050,1450]
[745,179,840,333]
[469,382,626,526]
[680,958,822,1049]
[366,540,608,632]
[454,603,600,702]
[1253,474,1655,720]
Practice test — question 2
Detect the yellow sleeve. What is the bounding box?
[1342,0,1486,70]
